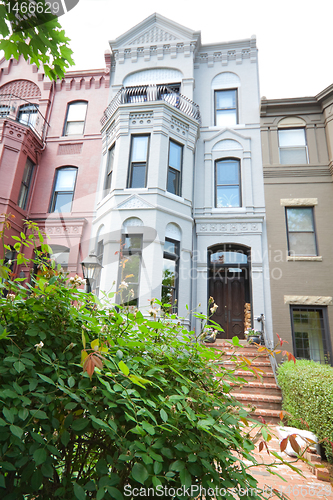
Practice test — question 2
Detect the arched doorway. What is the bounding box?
[208,244,251,339]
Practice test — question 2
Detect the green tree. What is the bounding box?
[0,0,74,80]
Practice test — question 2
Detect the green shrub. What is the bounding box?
[277,359,333,461]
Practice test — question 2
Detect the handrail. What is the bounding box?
[0,93,49,142]
[101,85,201,126]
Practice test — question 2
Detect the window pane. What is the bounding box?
[288,232,317,256]
[164,240,177,255]
[123,235,142,250]
[17,185,28,209]
[123,254,140,283]
[67,103,87,122]
[53,192,73,212]
[107,146,115,175]
[66,121,85,135]
[130,164,146,188]
[280,147,307,165]
[132,136,148,162]
[216,160,239,184]
[279,129,306,147]
[167,168,179,195]
[287,208,313,232]
[217,186,240,207]
[169,141,182,171]
[55,169,77,191]
[216,110,237,127]
[216,90,236,109]
[292,309,326,363]
[210,251,247,265]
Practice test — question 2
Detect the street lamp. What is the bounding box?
[80,252,103,293]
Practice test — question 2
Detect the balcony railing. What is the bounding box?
[0,93,48,142]
[101,85,201,126]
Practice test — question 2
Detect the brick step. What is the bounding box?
[218,360,273,373]
[231,370,276,381]
[231,392,282,411]
[250,408,283,425]
[230,381,281,396]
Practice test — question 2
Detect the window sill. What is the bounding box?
[287,256,322,261]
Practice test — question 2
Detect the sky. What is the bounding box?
[59,0,332,100]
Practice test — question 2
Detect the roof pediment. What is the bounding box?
[109,13,201,50]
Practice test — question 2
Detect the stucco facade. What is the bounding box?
[261,85,333,362]
[91,14,273,343]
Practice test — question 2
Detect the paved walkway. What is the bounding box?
[243,426,333,499]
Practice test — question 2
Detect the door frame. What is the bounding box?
[207,243,252,338]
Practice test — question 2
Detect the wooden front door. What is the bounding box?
[209,274,245,339]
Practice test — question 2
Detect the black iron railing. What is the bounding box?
[0,93,48,142]
[101,85,201,126]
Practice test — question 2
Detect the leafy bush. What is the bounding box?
[277,360,333,461]
[0,218,301,499]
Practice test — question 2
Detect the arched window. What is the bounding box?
[215,158,241,207]
[278,117,308,165]
[49,167,77,213]
[212,73,240,127]
[63,101,87,136]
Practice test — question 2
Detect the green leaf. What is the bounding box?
[37,373,55,385]
[61,430,70,447]
[0,473,5,488]
[131,463,149,485]
[180,468,191,488]
[170,460,185,471]
[14,361,25,373]
[118,360,129,376]
[106,487,123,500]
[33,448,47,466]
[18,408,29,421]
[3,407,14,424]
[160,409,168,422]
[10,425,23,439]
[72,418,89,431]
[68,376,75,388]
[96,488,105,500]
[30,409,47,419]
[142,421,155,435]
[153,461,162,474]
[74,482,86,500]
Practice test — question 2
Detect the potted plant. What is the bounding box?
[245,328,263,344]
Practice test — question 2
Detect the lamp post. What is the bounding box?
[80,252,103,294]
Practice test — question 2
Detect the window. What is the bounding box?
[291,307,331,364]
[128,135,149,188]
[118,234,142,306]
[49,167,77,213]
[215,158,241,207]
[278,128,308,165]
[215,89,237,126]
[167,140,182,196]
[104,144,115,194]
[18,104,38,129]
[0,105,10,118]
[18,158,34,209]
[63,101,87,136]
[161,238,179,313]
[286,207,317,256]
